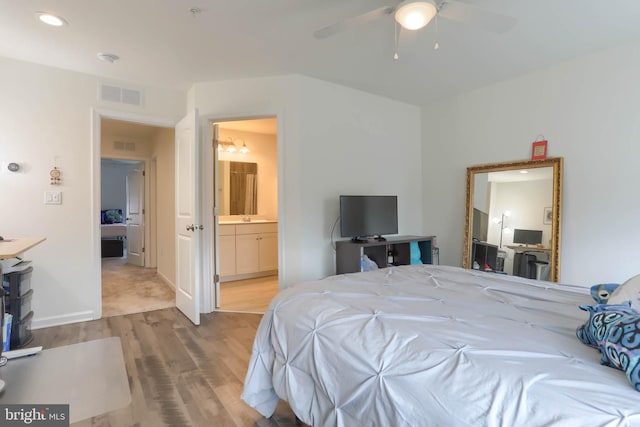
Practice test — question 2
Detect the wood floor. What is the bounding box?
[31,308,300,427]
[219,276,279,313]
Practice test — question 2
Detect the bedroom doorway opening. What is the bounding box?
[212,117,280,314]
[100,118,176,317]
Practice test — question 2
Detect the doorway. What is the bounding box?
[99,118,176,317]
[213,117,279,313]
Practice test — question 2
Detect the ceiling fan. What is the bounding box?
[313,0,517,40]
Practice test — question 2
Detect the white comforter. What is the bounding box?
[242,265,640,427]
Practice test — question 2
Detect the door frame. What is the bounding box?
[202,113,285,310]
[91,109,175,319]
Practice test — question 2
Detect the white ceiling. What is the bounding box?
[3,1,640,106]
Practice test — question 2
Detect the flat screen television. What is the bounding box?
[512,229,543,245]
[340,195,398,242]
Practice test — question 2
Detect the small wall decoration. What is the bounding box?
[531,139,548,160]
[543,206,552,224]
[50,167,61,185]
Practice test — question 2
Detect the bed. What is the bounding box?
[242,264,640,426]
[100,209,126,239]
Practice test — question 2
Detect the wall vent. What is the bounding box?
[99,83,143,106]
[113,141,136,151]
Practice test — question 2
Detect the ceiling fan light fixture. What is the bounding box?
[36,12,67,27]
[394,2,437,30]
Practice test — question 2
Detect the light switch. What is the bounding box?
[44,191,62,205]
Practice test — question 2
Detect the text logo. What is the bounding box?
[1,405,69,426]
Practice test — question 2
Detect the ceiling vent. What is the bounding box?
[99,83,143,107]
[113,141,136,152]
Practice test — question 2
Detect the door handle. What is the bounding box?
[198,225,204,230]
[186,224,195,231]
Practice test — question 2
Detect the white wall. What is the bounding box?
[0,56,185,328]
[151,128,176,285]
[192,75,422,285]
[422,42,640,286]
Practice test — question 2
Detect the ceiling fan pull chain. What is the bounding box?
[434,13,440,50]
[393,21,399,60]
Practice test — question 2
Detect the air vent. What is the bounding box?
[113,141,136,151]
[99,83,143,106]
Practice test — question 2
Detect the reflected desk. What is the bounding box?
[505,245,551,280]
[505,244,551,254]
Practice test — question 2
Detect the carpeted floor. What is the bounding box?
[102,256,279,317]
[102,257,175,317]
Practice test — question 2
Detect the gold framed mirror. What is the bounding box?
[462,157,563,282]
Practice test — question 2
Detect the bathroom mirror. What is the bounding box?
[218,161,258,215]
[462,157,563,282]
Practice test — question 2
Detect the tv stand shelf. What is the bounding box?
[335,235,436,274]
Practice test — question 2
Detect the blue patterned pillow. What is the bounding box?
[577,302,640,391]
[590,283,620,304]
[101,209,123,224]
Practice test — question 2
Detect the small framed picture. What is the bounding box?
[531,140,548,160]
[543,207,552,224]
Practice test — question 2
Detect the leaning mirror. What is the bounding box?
[218,161,258,215]
[462,157,563,282]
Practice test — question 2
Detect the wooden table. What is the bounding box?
[0,237,46,259]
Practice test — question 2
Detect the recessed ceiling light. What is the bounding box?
[36,12,67,27]
[97,53,120,63]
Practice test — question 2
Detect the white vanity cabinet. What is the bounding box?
[219,222,278,281]
[219,225,237,277]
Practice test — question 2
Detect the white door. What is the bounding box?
[175,110,200,325]
[212,124,221,308]
[126,164,145,266]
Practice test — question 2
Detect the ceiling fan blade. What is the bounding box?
[313,5,396,39]
[438,1,517,34]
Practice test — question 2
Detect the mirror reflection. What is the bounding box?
[218,161,258,215]
[463,158,563,282]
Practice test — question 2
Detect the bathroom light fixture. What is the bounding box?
[219,137,238,153]
[36,12,68,26]
[238,138,250,154]
[394,2,437,30]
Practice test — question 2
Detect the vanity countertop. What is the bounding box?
[219,219,277,225]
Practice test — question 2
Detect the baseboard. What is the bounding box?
[157,271,175,290]
[221,270,278,283]
[31,310,95,330]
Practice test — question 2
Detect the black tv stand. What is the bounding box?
[336,235,437,274]
[374,235,386,241]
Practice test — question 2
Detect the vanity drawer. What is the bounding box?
[219,224,236,236]
[235,223,277,235]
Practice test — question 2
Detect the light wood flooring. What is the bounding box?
[219,276,279,313]
[31,308,300,427]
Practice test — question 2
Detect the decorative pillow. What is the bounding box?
[576,302,637,354]
[590,283,620,304]
[608,274,640,311]
[101,209,124,224]
[601,315,640,391]
[576,301,640,391]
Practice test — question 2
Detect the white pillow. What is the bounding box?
[608,273,640,310]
